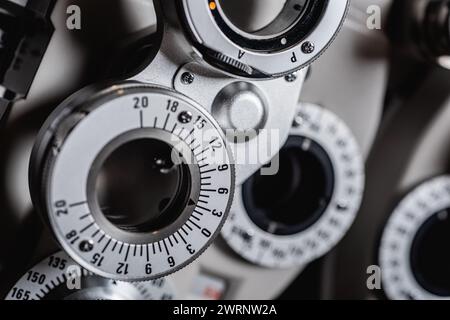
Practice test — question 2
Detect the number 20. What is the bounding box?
[133,97,149,109]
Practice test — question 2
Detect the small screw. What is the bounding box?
[79,240,94,252]
[178,111,193,124]
[285,73,297,82]
[181,72,195,85]
[292,114,305,127]
[301,41,315,54]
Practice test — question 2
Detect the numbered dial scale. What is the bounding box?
[30,83,235,281]
[221,103,364,268]
[6,251,176,300]
[379,176,450,300]
[180,0,349,78]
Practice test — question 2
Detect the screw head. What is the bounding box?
[178,111,193,124]
[181,72,195,85]
[301,41,315,54]
[285,73,297,82]
[292,114,305,127]
[79,240,94,252]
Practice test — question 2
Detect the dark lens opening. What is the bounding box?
[243,136,334,235]
[95,138,191,233]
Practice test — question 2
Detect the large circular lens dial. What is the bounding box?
[221,103,364,268]
[379,175,450,300]
[5,251,177,300]
[30,83,235,281]
[179,0,349,78]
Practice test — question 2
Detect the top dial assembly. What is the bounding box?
[179,0,349,78]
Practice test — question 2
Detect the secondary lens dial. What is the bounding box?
[5,251,177,300]
[221,103,364,268]
[379,175,450,300]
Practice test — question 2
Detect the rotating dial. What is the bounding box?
[5,251,177,300]
[379,175,450,300]
[30,83,235,281]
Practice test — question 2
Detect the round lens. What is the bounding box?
[243,136,334,235]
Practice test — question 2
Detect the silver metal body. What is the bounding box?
[331,3,450,299]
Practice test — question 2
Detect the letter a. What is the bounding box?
[67,5,82,30]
